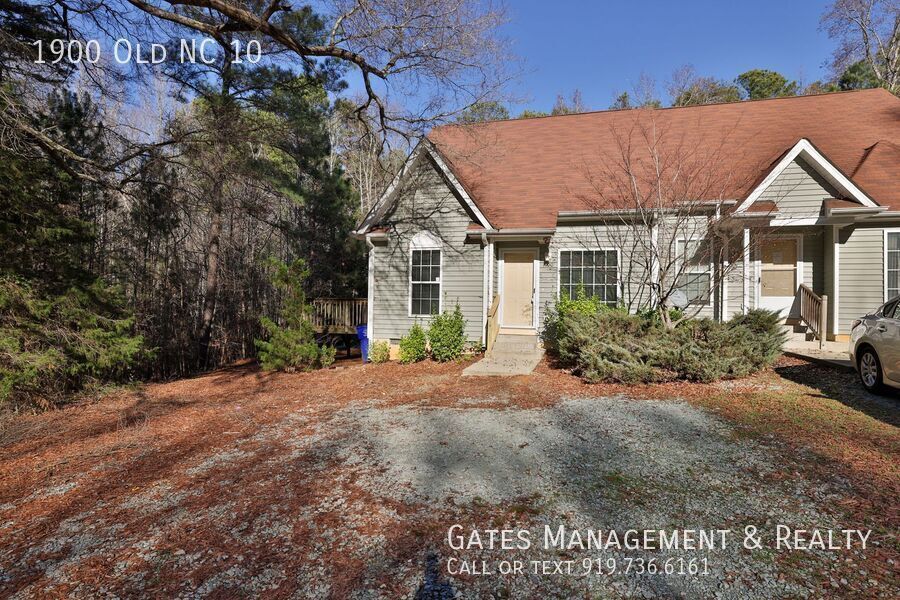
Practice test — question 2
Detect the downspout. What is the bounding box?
[481,232,488,346]
[366,235,375,346]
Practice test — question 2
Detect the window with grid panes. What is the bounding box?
[558,250,618,306]
[410,249,441,315]
[675,239,711,306]
[888,232,900,300]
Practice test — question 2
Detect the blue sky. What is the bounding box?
[503,0,836,113]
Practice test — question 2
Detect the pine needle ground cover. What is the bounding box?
[0,357,896,597]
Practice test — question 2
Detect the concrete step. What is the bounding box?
[462,350,544,376]
[486,350,544,362]
[491,333,540,354]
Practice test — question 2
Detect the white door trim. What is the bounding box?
[498,248,539,329]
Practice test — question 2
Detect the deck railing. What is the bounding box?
[798,284,828,348]
[486,294,500,353]
[311,298,367,334]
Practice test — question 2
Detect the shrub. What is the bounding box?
[551,308,785,384]
[319,345,337,368]
[428,304,467,362]
[368,340,390,363]
[542,286,610,353]
[635,307,684,327]
[254,259,333,372]
[728,309,787,369]
[0,277,147,410]
[399,322,427,363]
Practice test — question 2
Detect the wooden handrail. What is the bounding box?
[798,284,827,349]
[486,294,500,353]
[311,298,367,334]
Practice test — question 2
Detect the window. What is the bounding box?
[887,232,900,300]
[559,249,618,306]
[410,249,441,315]
[675,238,712,306]
[676,273,712,305]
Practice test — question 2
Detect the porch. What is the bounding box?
[730,218,873,347]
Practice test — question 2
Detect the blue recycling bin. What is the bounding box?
[356,324,368,363]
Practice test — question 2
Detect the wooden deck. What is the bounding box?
[311,298,367,334]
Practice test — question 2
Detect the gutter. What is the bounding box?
[465,228,556,243]
[823,206,886,218]
[365,234,378,346]
[557,203,734,223]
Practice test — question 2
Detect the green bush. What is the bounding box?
[399,322,427,363]
[729,309,787,369]
[254,259,334,372]
[368,340,390,363]
[542,286,611,353]
[0,277,147,410]
[428,304,467,362]
[550,308,785,384]
[635,307,684,327]
[319,345,337,368]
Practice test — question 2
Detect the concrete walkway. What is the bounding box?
[463,333,544,376]
[783,340,854,371]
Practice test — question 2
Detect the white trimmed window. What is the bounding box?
[558,249,619,306]
[409,231,442,316]
[887,232,900,299]
[675,238,712,306]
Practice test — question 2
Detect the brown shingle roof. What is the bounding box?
[823,198,869,211]
[744,200,777,213]
[428,89,900,229]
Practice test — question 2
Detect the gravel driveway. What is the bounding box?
[329,397,860,599]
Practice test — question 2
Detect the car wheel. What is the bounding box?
[858,348,886,394]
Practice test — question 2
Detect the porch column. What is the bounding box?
[719,233,730,321]
[742,227,750,314]
[832,225,840,337]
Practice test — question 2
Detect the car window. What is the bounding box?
[884,301,900,319]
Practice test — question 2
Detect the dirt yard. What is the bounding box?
[1,358,897,598]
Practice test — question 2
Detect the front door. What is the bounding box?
[758,237,799,316]
[501,250,535,327]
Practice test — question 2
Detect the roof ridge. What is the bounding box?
[431,88,896,131]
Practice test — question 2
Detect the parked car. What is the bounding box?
[849,296,900,393]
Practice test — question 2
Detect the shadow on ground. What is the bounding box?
[414,553,456,600]
[774,362,900,427]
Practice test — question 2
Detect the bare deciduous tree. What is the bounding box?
[822,0,900,93]
[576,111,769,328]
[328,98,405,213]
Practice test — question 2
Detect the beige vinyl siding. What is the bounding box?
[802,228,825,295]
[661,216,716,319]
[838,225,885,333]
[757,157,842,217]
[824,226,836,335]
[722,235,746,319]
[370,158,484,343]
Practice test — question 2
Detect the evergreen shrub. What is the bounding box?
[428,304,467,362]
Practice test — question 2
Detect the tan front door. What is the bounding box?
[759,237,799,314]
[502,251,535,327]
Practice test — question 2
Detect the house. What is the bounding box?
[354,89,900,356]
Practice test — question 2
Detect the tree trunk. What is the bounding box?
[198,202,223,368]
